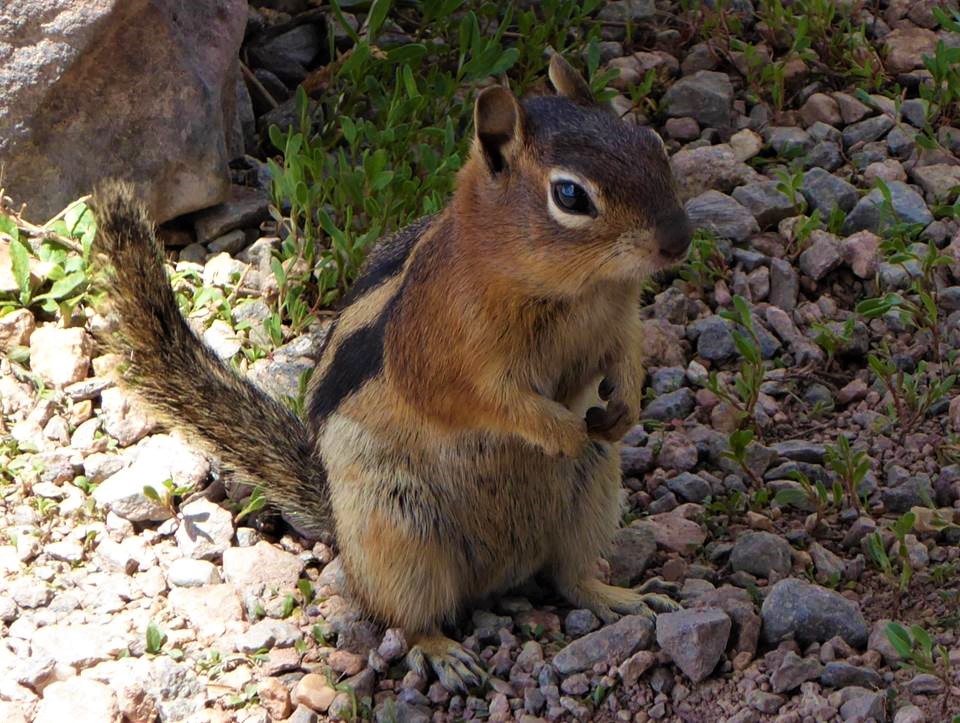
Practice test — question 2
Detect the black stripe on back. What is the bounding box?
[308,294,398,424]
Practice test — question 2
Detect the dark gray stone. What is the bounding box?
[765,126,813,155]
[662,71,734,127]
[607,526,658,586]
[643,388,696,422]
[564,609,601,638]
[650,367,686,394]
[804,141,844,171]
[771,651,823,693]
[820,662,883,689]
[801,168,859,215]
[685,190,760,241]
[667,472,712,503]
[694,315,736,362]
[843,181,933,234]
[842,115,894,148]
[732,181,800,227]
[730,531,793,578]
[761,578,869,647]
[769,258,799,312]
[771,440,826,464]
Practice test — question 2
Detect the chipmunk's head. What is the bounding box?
[460,54,690,295]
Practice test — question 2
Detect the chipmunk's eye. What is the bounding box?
[551,180,593,215]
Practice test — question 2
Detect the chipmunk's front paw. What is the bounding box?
[406,634,488,694]
[585,378,638,442]
[585,399,632,442]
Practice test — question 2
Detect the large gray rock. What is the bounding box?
[761,578,868,648]
[0,0,247,223]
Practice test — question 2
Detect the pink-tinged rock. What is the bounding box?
[883,27,938,74]
[29,326,92,387]
[842,231,880,280]
[222,540,304,591]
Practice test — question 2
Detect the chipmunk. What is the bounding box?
[93,54,692,692]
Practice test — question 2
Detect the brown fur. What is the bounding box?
[93,54,690,691]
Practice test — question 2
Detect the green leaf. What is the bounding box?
[366,0,392,40]
[9,237,32,305]
[35,271,86,301]
[142,485,161,502]
[885,622,913,658]
[387,43,427,65]
[488,47,520,77]
[774,488,809,507]
[146,621,166,654]
[0,213,19,243]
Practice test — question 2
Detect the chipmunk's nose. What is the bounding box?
[656,209,692,260]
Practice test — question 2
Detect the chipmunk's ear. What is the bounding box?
[474,85,525,175]
[548,53,594,106]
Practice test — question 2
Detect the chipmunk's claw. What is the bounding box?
[407,635,488,694]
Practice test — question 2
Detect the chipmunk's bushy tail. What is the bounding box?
[92,180,332,539]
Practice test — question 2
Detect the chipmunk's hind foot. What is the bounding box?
[560,576,681,625]
[406,633,488,694]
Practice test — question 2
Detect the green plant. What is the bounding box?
[679,230,728,292]
[811,318,855,371]
[706,296,766,433]
[721,428,763,488]
[774,167,807,213]
[0,199,99,318]
[774,469,842,530]
[143,478,194,517]
[823,435,871,514]
[864,350,956,440]
[886,621,955,718]
[865,511,916,617]
[233,486,267,525]
[146,621,167,655]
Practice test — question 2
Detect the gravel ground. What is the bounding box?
[3,1,960,722]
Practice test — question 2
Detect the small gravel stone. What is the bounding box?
[564,609,601,638]
[800,168,859,216]
[656,608,731,683]
[820,661,883,689]
[175,497,234,560]
[842,115,894,148]
[167,558,221,587]
[761,578,868,647]
[34,678,119,723]
[0,308,35,353]
[222,541,304,591]
[662,70,733,127]
[730,531,792,578]
[732,181,799,227]
[771,651,824,693]
[552,614,654,674]
[769,258,799,312]
[798,232,843,281]
[747,689,785,714]
[685,191,760,242]
[843,181,933,234]
[666,472,711,503]
[28,326,92,387]
[643,387,696,422]
[607,525,657,586]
